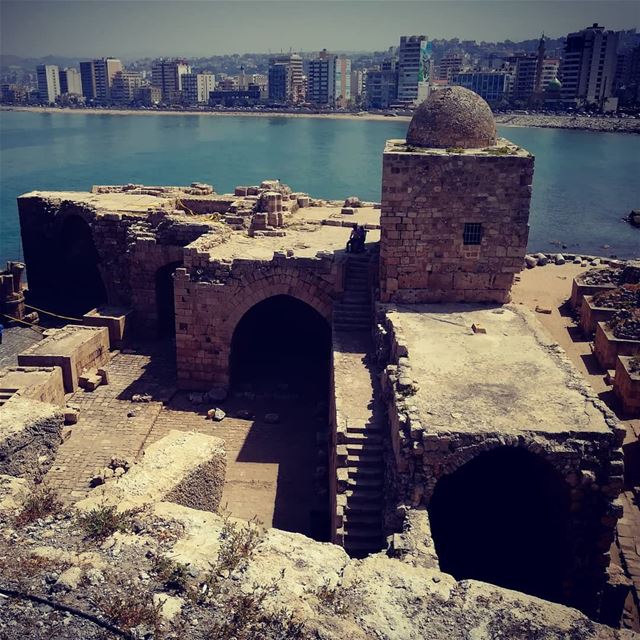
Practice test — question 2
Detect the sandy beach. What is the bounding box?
[0,105,411,123]
[3,105,640,133]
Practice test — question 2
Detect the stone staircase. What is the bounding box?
[332,252,385,558]
[333,253,372,332]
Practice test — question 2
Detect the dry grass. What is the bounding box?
[77,503,138,540]
[15,484,63,526]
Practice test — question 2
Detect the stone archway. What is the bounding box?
[428,446,571,604]
[57,214,107,315]
[230,294,331,394]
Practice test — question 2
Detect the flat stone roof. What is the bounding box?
[197,207,381,261]
[20,326,106,357]
[385,304,611,436]
[19,191,176,214]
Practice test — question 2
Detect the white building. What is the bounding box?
[397,35,431,105]
[182,73,215,104]
[560,23,619,108]
[37,65,60,104]
[59,68,82,95]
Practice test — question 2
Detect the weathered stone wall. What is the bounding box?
[17,195,219,331]
[379,141,533,304]
[174,246,339,389]
[375,310,625,616]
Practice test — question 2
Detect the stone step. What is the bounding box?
[348,463,383,477]
[346,442,383,454]
[347,453,383,467]
[343,524,383,539]
[347,475,383,489]
[345,432,382,445]
[334,307,370,317]
[346,422,383,434]
[346,488,383,504]
[343,537,384,557]
[334,324,370,332]
[344,512,381,526]
[345,501,380,514]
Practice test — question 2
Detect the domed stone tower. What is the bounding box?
[379,87,535,304]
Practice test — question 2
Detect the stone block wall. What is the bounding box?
[375,310,625,617]
[17,195,220,332]
[379,142,533,304]
[174,247,339,389]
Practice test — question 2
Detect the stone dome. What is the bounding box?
[406,86,497,149]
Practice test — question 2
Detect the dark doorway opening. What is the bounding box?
[428,447,570,604]
[230,295,331,396]
[155,262,182,337]
[231,295,332,541]
[56,215,107,316]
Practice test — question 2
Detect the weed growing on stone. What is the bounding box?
[98,580,164,636]
[210,514,264,578]
[77,503,137,540]
[311,576,366,616]
[15,483,63,526]
[152,555,191,593]
[445,147,465,154]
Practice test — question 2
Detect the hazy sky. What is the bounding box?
[1,0,638,59]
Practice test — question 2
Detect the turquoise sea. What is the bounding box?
[1,111,639,265]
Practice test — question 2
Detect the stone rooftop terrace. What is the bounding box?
[385,304,612,436]
[384,136,531,157]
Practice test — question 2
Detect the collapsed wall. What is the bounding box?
[0,397,64,479]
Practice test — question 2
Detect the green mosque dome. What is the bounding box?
[547,77,562,91]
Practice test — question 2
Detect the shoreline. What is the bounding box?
[0,105,411,123]
[2,105,640,133]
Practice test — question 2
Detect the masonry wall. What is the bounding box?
[174,249,340,389]
[379,146,534,303]
[18,196,214,331]
[374,313,625,617]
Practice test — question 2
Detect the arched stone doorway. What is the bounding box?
[155,261,182,337]
[57,215,107,315]
[230,294,331,395]
[428,447,570,603]
[229,294,332,541]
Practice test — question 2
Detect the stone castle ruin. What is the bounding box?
[3,87,629,629]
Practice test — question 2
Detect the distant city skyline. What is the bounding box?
[1,1,638,59]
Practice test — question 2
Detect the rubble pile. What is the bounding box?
[592,285,640,310]
[609,308,640,341]
[578,267,624,286]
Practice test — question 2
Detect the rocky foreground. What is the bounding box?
[0,474,635,640]
[495,113,640,134]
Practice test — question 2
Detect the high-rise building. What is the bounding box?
[365,60,398,109]
[397,35,431,105]
[36,65,60,104]
[182,73,215,104]
[350,70,364,103]
[80,61,96,100]
[268,54,304,103]
[508,54,538,102]
[151,59,192,101]
[451,72,510,105]
[334,56,351,107]
[93,58,123,103]
[559,23,619,108]
[59,68,82,95]
[308,50,334,105]
[436,54,464,82]
[111,71,143,104]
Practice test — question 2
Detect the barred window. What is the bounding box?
[463,223,483,245]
